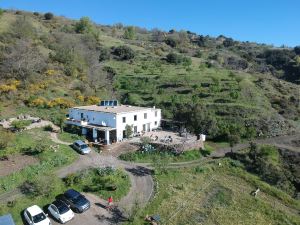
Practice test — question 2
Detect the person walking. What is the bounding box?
[106,196,113,211]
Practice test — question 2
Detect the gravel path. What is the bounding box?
[211,133,300,158]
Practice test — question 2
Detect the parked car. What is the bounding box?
[72,140,91,154]
[23,205,51,225]
[59,189,90,213]
[48,200,74,224]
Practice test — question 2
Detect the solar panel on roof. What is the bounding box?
[100,100,118,106]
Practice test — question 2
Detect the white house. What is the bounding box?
[66,101,161,145]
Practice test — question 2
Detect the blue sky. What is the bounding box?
[1,0,299,47]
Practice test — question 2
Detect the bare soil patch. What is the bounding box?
[0,154,39,177]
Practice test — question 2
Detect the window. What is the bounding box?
[134,115,137,121]
[134,126,137,133]
[155,121,157,126]
[155,111,158,117]
[144,113,147,119]
[122,117,126,123]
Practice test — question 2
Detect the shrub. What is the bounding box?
[123,26,135,40]
[75,17,93,33]
[98,47,111,61]
[0,128,15,149]
[85,96,100,105]
[294,46,300,55]
[28,97,46,108]
[166,53,183,64]
[22,142,48,156]
[223,38,235,47]
[112,46,135,60]
[165,53,192,66]
[44,12,54,20]
[46,98,74,108]
[44,125,53,132]
[165,37,178,48]
[11,120,32,130]
[194,50,202,58]
[33,12,39,16]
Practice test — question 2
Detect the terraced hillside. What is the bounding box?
[0,10,299,141]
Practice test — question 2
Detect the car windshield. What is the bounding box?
[57,203,69,214]
[71,195,83,204]
[33,212,46,223]
[80,144,88,149]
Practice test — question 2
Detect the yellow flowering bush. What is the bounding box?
[29,82,48,93]
[46,98,74,108]
[45,69,57,76]
[28,98,46,107]
[0,80,21,93]
[85,96,100,105]
[74,91,84,102]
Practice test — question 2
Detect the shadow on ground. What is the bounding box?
[95,203,128,224]
[125,166,153,176]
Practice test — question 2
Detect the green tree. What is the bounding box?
[125,124,133,138]
[75,17,93,33]
[44,12,54,20]
[123,26,135,40]
[228,134,240,152]
[112,45,135,60]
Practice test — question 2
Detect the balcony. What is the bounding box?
[65,118,88,126]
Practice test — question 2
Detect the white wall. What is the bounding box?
[68,107,162,142]
[116,108,161,141]
[68,109,116,128]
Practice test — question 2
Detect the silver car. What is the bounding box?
[72,140,91,154]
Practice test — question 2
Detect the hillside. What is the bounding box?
[0,10,299,142]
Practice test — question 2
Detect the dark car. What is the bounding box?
[59,189,90,213]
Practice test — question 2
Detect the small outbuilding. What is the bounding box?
[0,214,16,225]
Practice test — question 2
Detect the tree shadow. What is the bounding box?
[125,166,153,177]
[94,203,128,224]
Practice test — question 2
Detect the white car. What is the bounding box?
[23,205,51,225]
[48,200,74,224]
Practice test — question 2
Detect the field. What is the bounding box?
[127,158,300,225]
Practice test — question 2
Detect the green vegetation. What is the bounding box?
[227,144,299,197]
[58,131,84,143]
[119,143,215,163]
[11,120,32,130]
[0,10,298,141]
[63,167,130,200]
[119,149,202,163]
[1,167,130,225]
[0,128,15,149]
[44,12,53,20]
[0,129,78,194]
[123,26,135,40]
[126,159,300,225]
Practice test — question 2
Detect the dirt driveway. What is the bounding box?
[49,193,127,225]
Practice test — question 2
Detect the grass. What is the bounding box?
[64,167,131,201]
[58,131,84,143]
[0,129,78,194]
[126,159,300,225]
[119,149,202,163]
